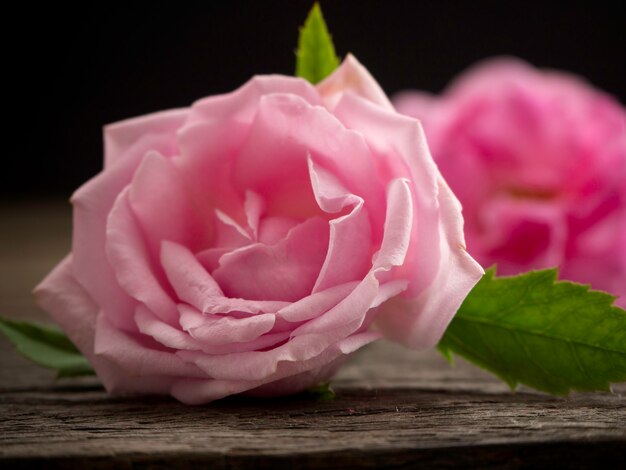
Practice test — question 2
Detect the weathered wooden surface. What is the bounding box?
[1,201,625,469]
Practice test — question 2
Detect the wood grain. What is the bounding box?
[1,201,625,469]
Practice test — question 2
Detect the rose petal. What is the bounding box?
[203,298,290,316]
[188,75,321,125]
[333,93,443,296]
[232,93,386,227]
[34,256,178,394]
[244,190,265,239]
[177,305,275,345]
[181,264,395,381]
[562,208,626,307]
[289,178,415,339]
[134,305,203,351]
[294,271,409,339]
[215,209,252,245]
[247,331,380,398]
[94,313,206,378]
[71,149,144,331]
[177,306,290,355]
[162,240,291,314]
[245,355,347,398]
[170,337,370,405]
[257,216,300,245]
[375,179,484,349]
[170,378,255,405]
[372,279,409,308]
[479,197,568,273]
[176,119,250,224]
[195,208,253,272]
[391,90,451,155]
[308,158,372,292]
[194,247,230,274]
[212,217,329,302]
[104,108,188,168]
[277,281,359,322]
[34,255,99,360]
[161,240,224,302]
[129,151,209,257]
[317,54,394,112]
[106,188,179,324]
[176,328,379,384]
[372,178,414,270]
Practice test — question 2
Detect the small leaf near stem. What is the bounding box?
[306,381,336,401]
[295,3,340,84]
[0,316,94,378]
[438,268,626,395]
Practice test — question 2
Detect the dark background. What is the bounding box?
[4,0,625,199]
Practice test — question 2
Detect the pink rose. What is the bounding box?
[394,58,626,307]
[35,55,483,404]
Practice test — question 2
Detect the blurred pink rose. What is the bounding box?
[394,58,626,307]
[35,55,482,404]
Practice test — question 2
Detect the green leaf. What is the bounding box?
[305,382,336,401]
[0,317,94,378]
[295,3,340,84]
[438,268,626,394]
